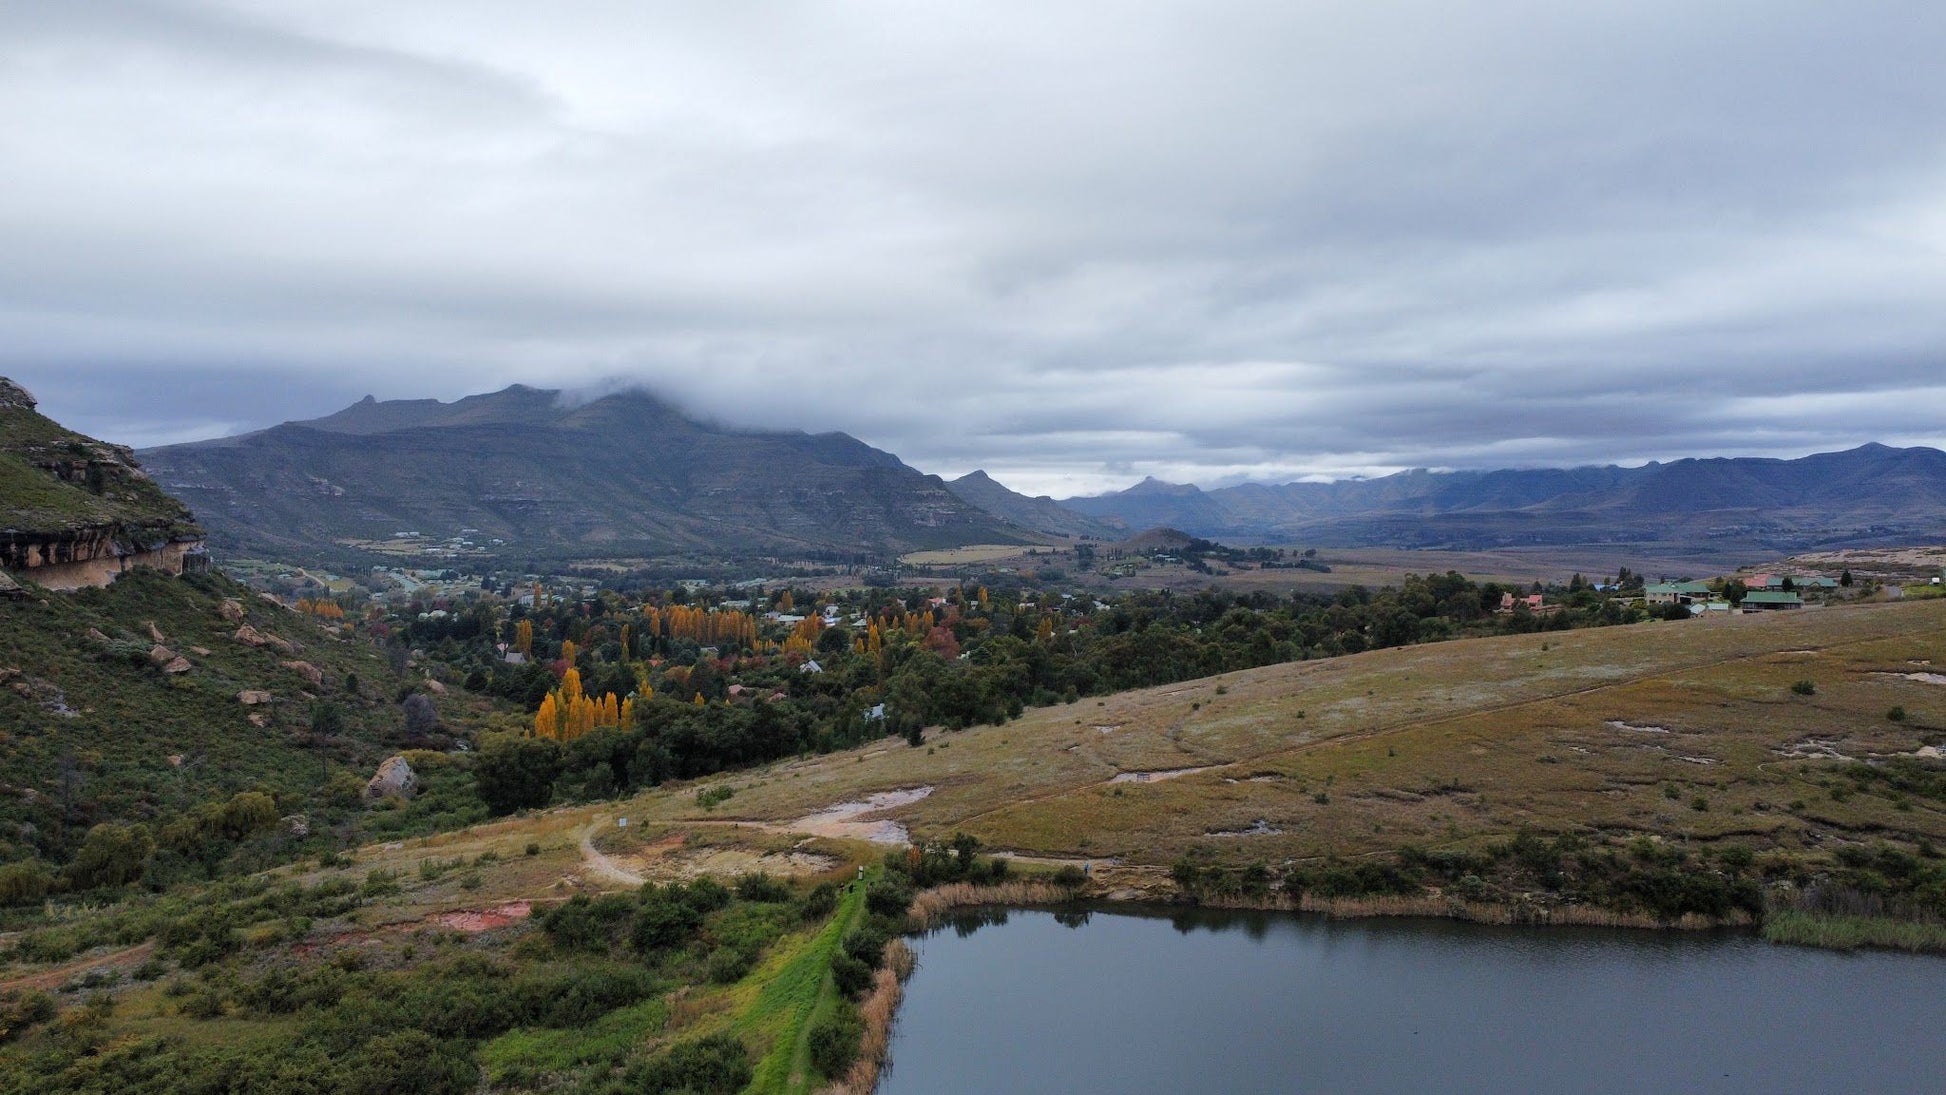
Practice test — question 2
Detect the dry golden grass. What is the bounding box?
[601,600,1946,875]
[897,545,1035,566]
[907,882,1079,928]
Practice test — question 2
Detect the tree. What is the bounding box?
[401,693,438,736]
[65,822,154,890]
[1841,568,1853,587]
[474,733,561,814]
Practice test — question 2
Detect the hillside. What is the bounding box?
[944,470,1122,538]
[0,567,498,872]
[611,599,1946,885]
[1062,444,1946,551]
[0,378,205,589]
[140,386,1025,563]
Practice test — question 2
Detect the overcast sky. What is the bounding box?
[4,2,1944,497]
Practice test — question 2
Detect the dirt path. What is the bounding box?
[0,941,154,994]
[579,819,647,886]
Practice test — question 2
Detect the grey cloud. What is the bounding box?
[3,1,1943,499]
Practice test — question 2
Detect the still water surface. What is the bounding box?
[878,906,1945,1095]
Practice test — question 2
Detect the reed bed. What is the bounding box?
[1197,891,1748,931]
[819,938,914,1095]
[907,881,1076,928]
[1762,910,1946,953]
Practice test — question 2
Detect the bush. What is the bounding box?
[0,989,57,1043]
[1791,679,1817,696]
[682,876,732,913]
[865,875,915,918]
[632,890,704,953]
[1888,706,1907,722]
[808,1004,866,1077]
[706,946,753,984]
[800,881,839,920]
[0,860,54,906]
[734,871,792,903]
[1052,864,1087,890]
[65,822,155,891]
[627,1032,751,1094]
[543,893,637,952]
[830,951,874,998]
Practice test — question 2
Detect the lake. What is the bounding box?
[878,906,1946,1095]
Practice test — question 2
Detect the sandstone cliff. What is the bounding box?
[0,377,207,590]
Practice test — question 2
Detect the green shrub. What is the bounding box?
[632,889,704,953]
[830,951,874,998]
[706,946,753,984]
[627,1032,751,1094]
[0,860,53,906]
[864,874,915,917]
[1791,679,1817,696]
[734,871,791,903]
[808,1003,866,1077]
[542,893,636,953]
[0,989,57,1043]
[800,881,839,920]
[1888,706,1907,722]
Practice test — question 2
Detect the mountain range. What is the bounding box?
[140,385,1026,562]
[1060,444,1946,551]
[128,380,1946,562]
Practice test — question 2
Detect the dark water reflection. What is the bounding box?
[878,905,1946,1095]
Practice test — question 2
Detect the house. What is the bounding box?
[1745,574,1784,592]
[1741,591,1803,611]
[1645,581,1714,606]
[1496,591,1549,613]
[798,659,824,675]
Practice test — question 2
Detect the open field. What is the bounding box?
[600,600,1946,873]
[897,544,1041,566]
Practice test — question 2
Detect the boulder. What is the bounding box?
[281,815,310,838]
[219,599,245,622]
[235,625,269,647]
[148,644,176,666]
[147,621,166,643]
[237,689,274,705]
[246,712,268,727]
[161,657,192,675]
[281,660,324,687]
[190,645,212,656]
[364,755,418,801]
[86,628,111,644]
[423,678,448,695]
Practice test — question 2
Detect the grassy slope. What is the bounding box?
[618,600,1946,869]
[0,404,198,536]
[0,568,496,863]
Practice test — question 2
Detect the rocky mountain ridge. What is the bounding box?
[141,385,1025,562]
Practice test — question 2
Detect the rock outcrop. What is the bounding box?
[1,376,208,591]
[364,756,418,800]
